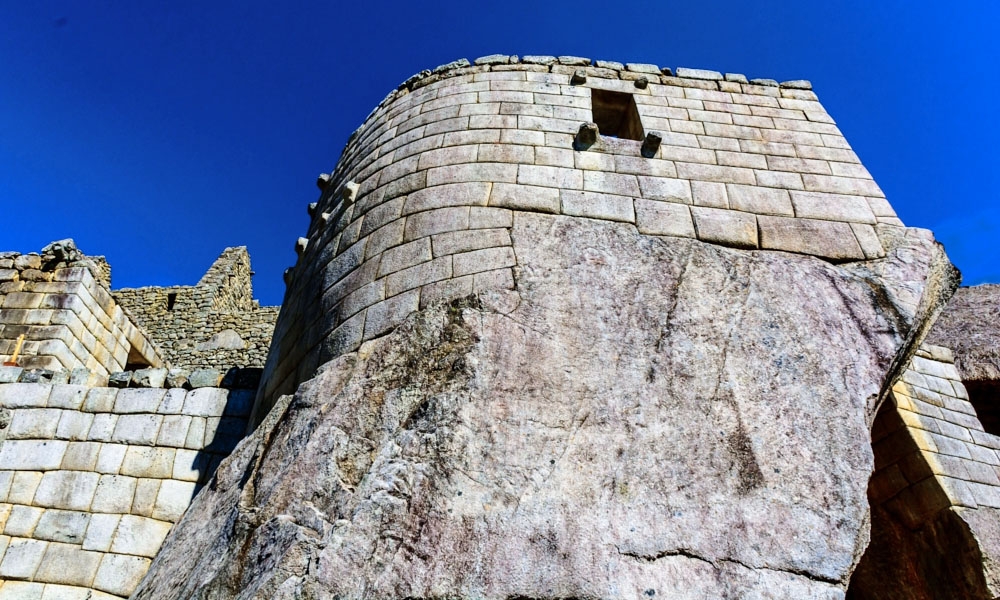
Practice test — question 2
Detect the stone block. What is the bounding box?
[40,584,101,600]
[404,206,471,242]
[419,275,475,309]
[385,257,453,297]
[4,505,44,537]
[182,388,229,418]
[636,176,692,204]
[0,440,68,471]
[132,368,167,388]
[110,414,162,446]
[91,475,137,513]
[120,447,175,479]
[156,388,187,414]
[82,513,120,552]
[788,191,877,224]
[635,200,696,238]
[0,367,23,384]
[110,514,172,558]
[61,442,100,471]
[676,67,723,80]
[93,553,152,597]
[157,415,192,448]
[517,165,583,190]
[691,181,728,209]
[152,479,198,522]
[113,388,165,414]
[469,207,512,229]
[7,409,61,439]
[188,369,223,389]
[691,207,758,249]
[452,247,517,278]
[107,371,131,388]
[560,191,635,223]
[675,162,756,185]
[82,388,117,413]
[850,223,886,259]
[0,537,47,579]
[33,509,90,544]
[758,216,865,260]
[432,228,512,258]
[488,183,561,214]
[184,418,207,450]
[171,448,210,483]
[404,182,490,215]
[363,289,421,339]
[55,411,94,441]
[33,471,99,511]
[0,472,10,502]
[726,184,793,216]
[87,414,117,443]
[378,239,432,278]
[164,368,190,389]
[0,582,44,600]
[0,383,51,408]
[8,472,42,504]
[131,479,160,517]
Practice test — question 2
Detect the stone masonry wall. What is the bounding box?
[114,247,279,371]
[0,380,251,599]
[0,253,162,378]
[870,344,1000,524]
[255,54,905,417]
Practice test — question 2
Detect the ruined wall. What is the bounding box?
[256,54,904,418]
[0,376,252,599]
[114,247,279,371]
[0,250,162,378]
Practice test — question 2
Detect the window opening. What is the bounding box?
[167,293,177,311]
[590,89,644,141]
[965,380,1000,435]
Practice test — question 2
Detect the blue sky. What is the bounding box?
[1,1,997,306]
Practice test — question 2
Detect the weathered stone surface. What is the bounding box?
[927,284,1000,382]
[135,214,955,599]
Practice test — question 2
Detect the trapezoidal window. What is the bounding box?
[591,89,644,141]
[965,380,1000,435]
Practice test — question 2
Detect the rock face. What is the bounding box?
[134,214,955,599]
[928,284,1000,383]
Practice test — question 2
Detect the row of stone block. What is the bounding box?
[0,364,263,391]
[0,536,150,597]
[1,408,245,450]
[1,506,174,556]
[0,383,251,416]
[0,580,123,600]
[868,346,1000,528]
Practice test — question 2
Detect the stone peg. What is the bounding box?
[295,237,309,257]
[319,212,332,226]
[634,76,649,90]
[571,69,587,85]
[575,122,599,149]
[316,173,331,190]
[342,181,360,205]
[307,202,318,217]
[283,267,294,285]
[641,130,663,158]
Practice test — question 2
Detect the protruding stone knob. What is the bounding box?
[283,267,294,285]
[319,212,332,226]
[307,202,317,217]
[634,76,649,89]
[641,131,663,158]
[295,237,309,256]
[342,181,360,205]
[575,122,599,149]
[317,173,331,190]
[571,69,587,85]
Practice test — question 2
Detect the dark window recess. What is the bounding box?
[966,380,1000,435]
[166,293,177,311]
[591,89,644,141]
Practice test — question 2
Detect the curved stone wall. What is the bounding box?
[255,55,905,418]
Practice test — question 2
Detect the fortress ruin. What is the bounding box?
[1,55,998,599]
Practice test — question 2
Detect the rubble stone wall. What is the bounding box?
[256,55,905,417]
[114,247,279,371]
[0,380,251,599]
[0,255,162,378]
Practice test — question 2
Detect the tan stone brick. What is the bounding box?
[696,135,739,151]
[7,408,61,439]
[850,224,886,259]
[419,275,475,309]
[4,505,43,537]
[635,200,696,238]
[726,184,793,216]
[404,207,470,242]
[404,182,491,215]
[489,183,560,214]
[93,553,151,597]
[802,174,884,198]
[691,181,729,209]
[61,442,100,471]
[0,441,67,471]
[385,257,452,297]
[517,165,583,189]
[473,268,515,292]
[789,191,877,224]
[534,147,574,168]
[0,538,47,579]
[453,247,516,278]
[363,289,420,339]
[82,513,121,552]
[758,216,864,260]
[560,191,635,223]
[691,207,758,249]
[754,170,805,190]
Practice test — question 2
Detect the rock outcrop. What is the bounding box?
[134,214,956,599]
